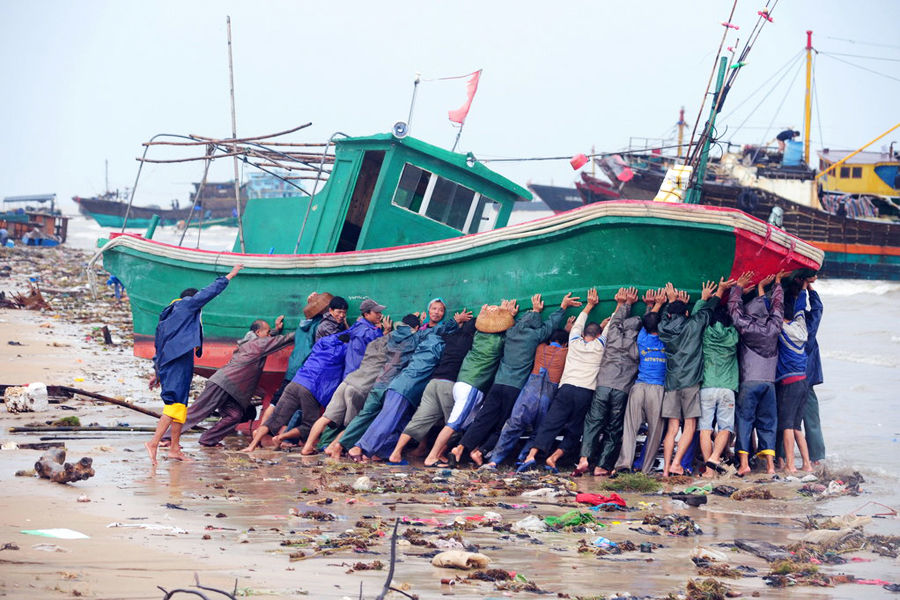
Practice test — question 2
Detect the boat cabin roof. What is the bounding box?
[818,149,900,165]
[235,133,533,255]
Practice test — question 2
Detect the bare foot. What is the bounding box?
[470,449,483,467]
[168,450,194,462]
[593,467,610,477]
[702,467,716,479]
[575,457,589,473]
[158,440,171,449]
[347,447,365,463]
[324,442,341,458]
[145,441,158,466]
[545,455,559,470]
[801,463,814,472]
[237,445,255,453]
[300,447,319,456]
[449,445,464,465]
[388,451,402,463]
[737,466,751,477]
[668,463,684,476]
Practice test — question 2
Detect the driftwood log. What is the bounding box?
[34,448,95,484]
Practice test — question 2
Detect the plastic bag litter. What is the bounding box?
[544,510,598,528]
[431,550,490,569]
[692,546,729,562]
[352,476,372,491]
[593,536,617,549]
[512,515,548,534]
[521,487,564,498]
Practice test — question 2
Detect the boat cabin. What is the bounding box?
[818,149,900,198]
[234,133,531,254]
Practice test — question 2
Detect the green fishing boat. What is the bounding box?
[91,131,823,396]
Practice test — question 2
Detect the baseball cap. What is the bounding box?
[359,298,386,313]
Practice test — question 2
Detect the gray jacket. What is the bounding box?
[209,332,295,408]
[343,336,390,395]
[595,302,642,393]
[727,284,784,383]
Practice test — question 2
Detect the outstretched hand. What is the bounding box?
[226,263,244,280]
[614,287,627,304]
[505,299,520,317]
[664,282,677,303]
[380,315,393,333]
[624,287,639,304]
[586,288,599,308]
[715,277,736,298]
[735,270,754,289]
[775,270,790,284]
[454,309,473,324]
[678,290,691,303]
[531,293,544,313]
[275,315,285,330]
[560,292,582,309]
[700,280,717,301]
[565,315,576,332]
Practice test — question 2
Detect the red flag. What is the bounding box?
[448,70,482,125]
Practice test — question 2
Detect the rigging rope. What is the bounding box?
[683,0,738,164]
[813,53,826,159]
[825,36,900,51]
[751,56,805,158]
[824,52,900,63]
[721,50,805,141]
[818,53,900,84]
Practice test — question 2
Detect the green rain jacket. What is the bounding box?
[456,331,505,392]
[701,321,739,391]
[492,308,564,390]
[657,297,718,390]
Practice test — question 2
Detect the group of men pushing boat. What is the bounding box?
[145,265,825,480]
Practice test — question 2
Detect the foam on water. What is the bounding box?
[65,215,237,253]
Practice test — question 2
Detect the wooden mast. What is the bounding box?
[803,30,813,166]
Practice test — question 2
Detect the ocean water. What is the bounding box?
[66,215,900,493]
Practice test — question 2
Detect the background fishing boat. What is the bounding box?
[0,194,68,246]
[565,32,899,280]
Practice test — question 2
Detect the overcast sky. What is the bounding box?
[2,1,898,213]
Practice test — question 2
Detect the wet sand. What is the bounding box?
[1,245,898,599]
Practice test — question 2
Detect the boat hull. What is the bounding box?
[97,201,822,382]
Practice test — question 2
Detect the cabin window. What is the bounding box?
[392,163,499,233]
[839,166,851,178]
[851,166,862,179]
[393,165,430,212]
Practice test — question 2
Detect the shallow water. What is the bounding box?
[14,217,900,598]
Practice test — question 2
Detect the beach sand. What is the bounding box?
[1,244,898,600]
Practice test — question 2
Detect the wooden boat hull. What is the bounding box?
[97,201,823,384]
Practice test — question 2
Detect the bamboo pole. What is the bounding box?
[815,121,900,180]
[226,16,246,253]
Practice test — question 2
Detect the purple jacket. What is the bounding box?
[728,284,784,383]
[291,332,349,406]
[343,318,383,378]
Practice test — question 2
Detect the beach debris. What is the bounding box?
[0,543,20,551]
[4,282,51,310]
[34,448,95,484]
[353,476,373,491]
[685,577,735,600]
[107,522,189,534]
[671,493,708,507]
[642,513,702,536]
[712,485,738,497]
[77,494,90,503]
[21,528,89,540]
[51,416,81,427]
[544,510,600,529]
[599,471,662,493]
[157,574,239,600]
[575,492,627,508]
[431,550,490,569]
[31,543,70,552]
[511,515,548,534]
[763,558,834,587]
[731,486,773,501]
[4,382,49,413]
[734,538,792,562]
